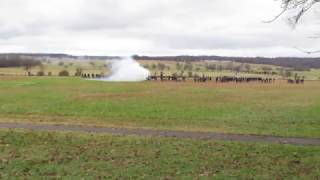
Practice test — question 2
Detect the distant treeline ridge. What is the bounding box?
[0,54,41,68]
[134,55,320,70]
[1,53,320,70]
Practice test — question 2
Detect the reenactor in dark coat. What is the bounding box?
[160,72,164,81]
[301,76,305,84]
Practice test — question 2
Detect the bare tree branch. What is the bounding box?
[266,0,320,54]
[263,8,288,23]
[265,0,319,25]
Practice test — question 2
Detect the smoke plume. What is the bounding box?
[103,57,150,82]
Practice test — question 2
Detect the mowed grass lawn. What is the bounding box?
[0,76,319,137]
[0,130,319,178]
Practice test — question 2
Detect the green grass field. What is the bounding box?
[1,76,320,137]
[0,130,319,179]
[1,76,320,178]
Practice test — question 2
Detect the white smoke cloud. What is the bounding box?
[103,57,150,82]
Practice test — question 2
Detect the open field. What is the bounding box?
[1,66,320,178]
[0,76,320,137]
[0,130,319,178]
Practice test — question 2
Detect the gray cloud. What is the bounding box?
[0,0,319,56]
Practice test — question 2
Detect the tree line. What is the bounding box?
[0,54,41,69]
[134,55,320,70]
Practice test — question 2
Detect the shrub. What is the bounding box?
[205,64,217,71]
[285,70,292,77]
[157,63,166,71]
[74,68,83,76]
[58,70,69,76]
[37,71,45,76]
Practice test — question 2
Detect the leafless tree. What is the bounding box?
[266,0,320,53]
[266,0,319,26]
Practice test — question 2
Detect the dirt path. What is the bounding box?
[0,122,319,146]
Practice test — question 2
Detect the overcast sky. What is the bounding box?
[0,0,320,57]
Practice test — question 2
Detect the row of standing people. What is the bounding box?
[82,73,104,78]
[215,76,275,83]
[288,76,305,84]
[148,72,276,83]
